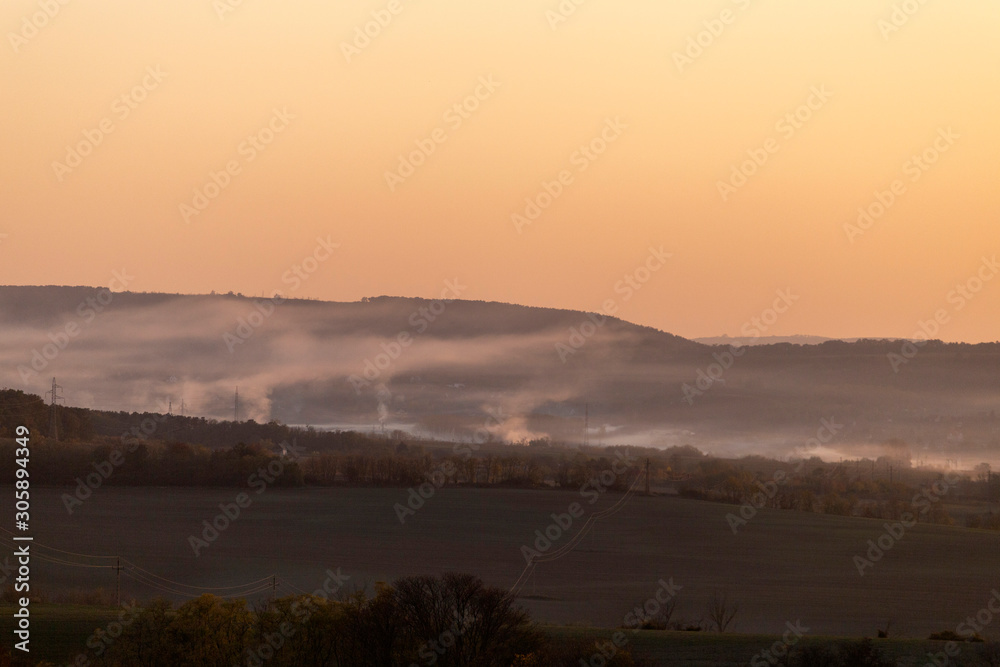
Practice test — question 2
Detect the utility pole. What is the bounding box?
[114,556,121,607]
[180,399,185,417]
[45,377,64,440]
[234,387,240,422]
[583,403,589,447]
[271,575,277,601]
[168,399,172,415]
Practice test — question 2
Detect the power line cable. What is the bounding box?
[0,530,280,597]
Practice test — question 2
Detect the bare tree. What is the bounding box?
[706,591,739,632]
[655,597,678,629]
[633,596,677,630]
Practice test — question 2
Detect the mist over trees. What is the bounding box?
[2,388,999,533]
[2,286,998,464]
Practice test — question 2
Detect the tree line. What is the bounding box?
[679,456,1000,530]
[52,574,653,667]
[4,388,998,531]
[0,437,640,492]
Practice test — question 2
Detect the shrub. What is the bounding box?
[835,638,894,667]
[91,574,545,667]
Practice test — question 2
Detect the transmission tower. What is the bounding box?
[583,403,589,447]
[45,377,64,440]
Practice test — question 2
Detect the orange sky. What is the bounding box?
[1,0,997,342]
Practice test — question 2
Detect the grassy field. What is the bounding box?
[544,625,998,666]
[0,606,993,666]
[5,486,1000,645]
[0,604,121,665]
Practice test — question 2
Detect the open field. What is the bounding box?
[0,604,121,665]
[544,626,999,666]
[6,486,1000,642]
[1,606,996,667]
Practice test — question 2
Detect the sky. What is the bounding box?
[1,0,998,343]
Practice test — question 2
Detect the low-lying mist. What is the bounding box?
[1,286,998,465]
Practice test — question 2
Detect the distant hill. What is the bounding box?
[693,335,904,346]
[695,334,836,346]
[1,285,998,463]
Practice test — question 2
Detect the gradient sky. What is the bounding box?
[1,0,997,342]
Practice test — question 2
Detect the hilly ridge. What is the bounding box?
[1,285,998,464]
